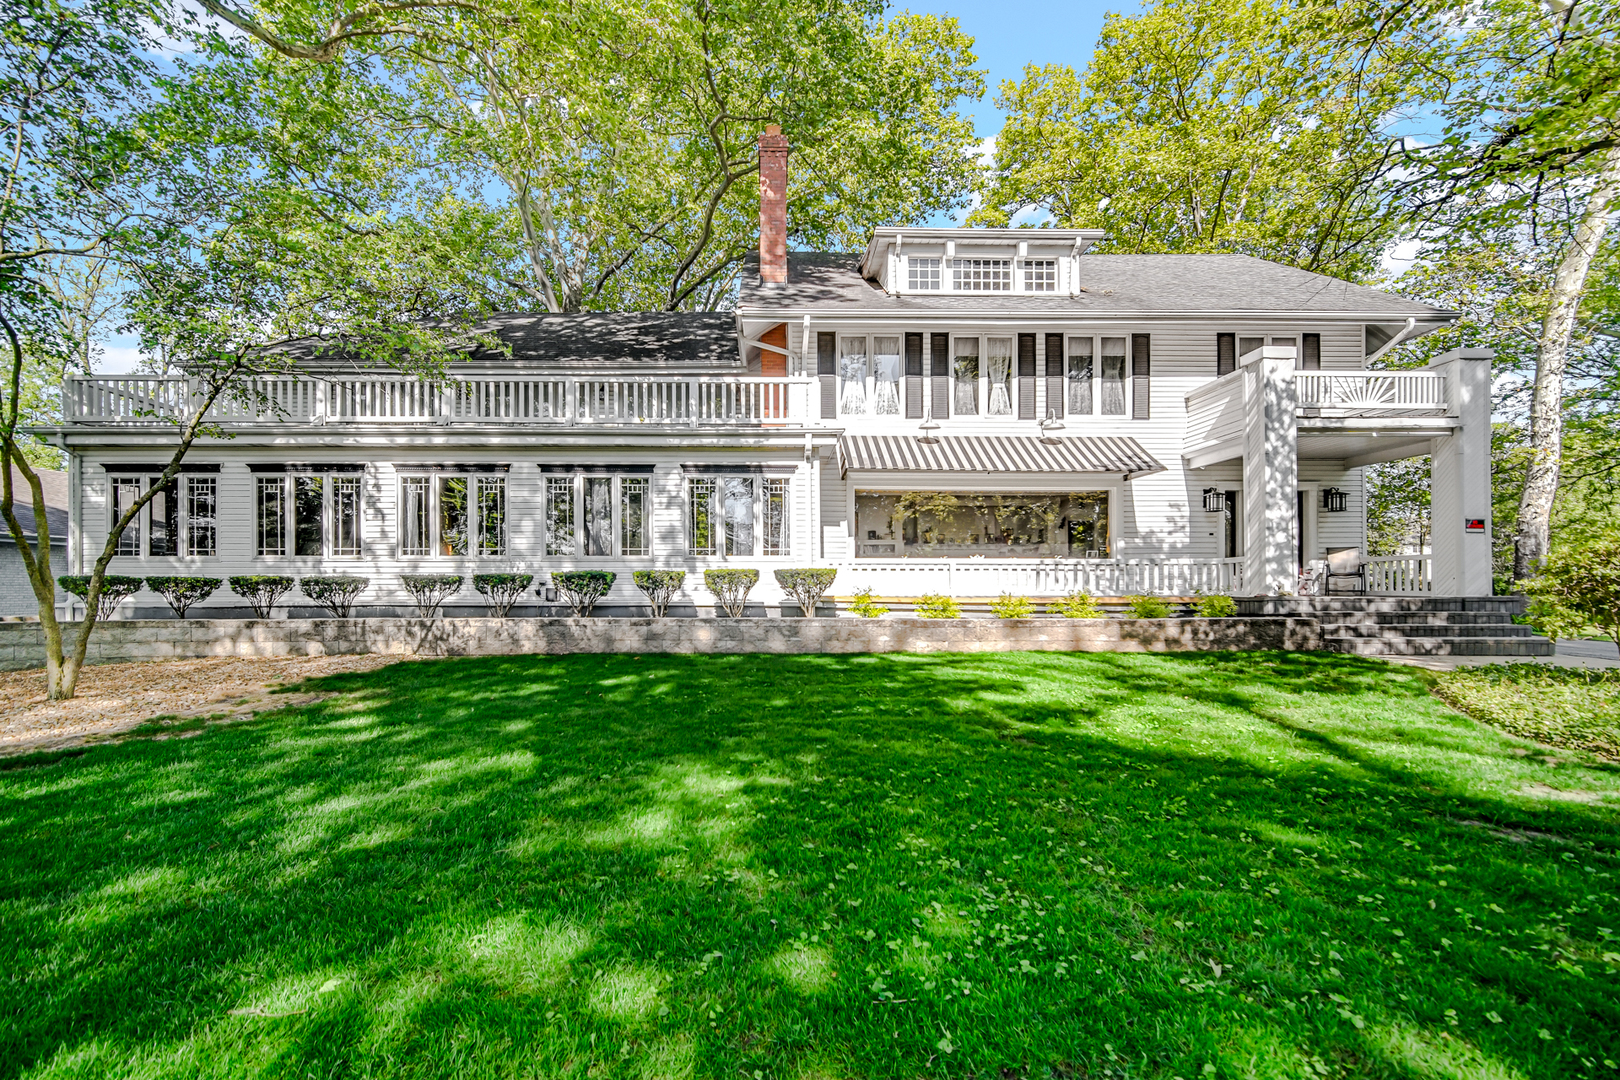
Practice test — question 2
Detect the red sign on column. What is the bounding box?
[1465,518,1485,532]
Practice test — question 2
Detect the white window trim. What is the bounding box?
[254,472,365,560]
[545,471,655,561]
[108,473,217,559]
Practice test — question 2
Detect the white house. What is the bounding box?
[40,130,1492,618]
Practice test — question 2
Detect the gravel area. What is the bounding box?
[0,654,400,757]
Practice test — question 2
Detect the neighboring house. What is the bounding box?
[1,466,68,618]
[37,129,1491,618]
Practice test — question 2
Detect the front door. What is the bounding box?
[1296,490,1305,571]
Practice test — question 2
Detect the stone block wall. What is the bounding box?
[0,616,1321,671]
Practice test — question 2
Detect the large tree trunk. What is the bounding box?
[1513,143,1620,582]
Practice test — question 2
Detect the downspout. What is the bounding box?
[1365,318,1418,367]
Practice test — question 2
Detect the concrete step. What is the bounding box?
[1321,621,1535,637]
[1325,635,1556,657]
[1238,597,1526,617]
[1312,611,1521,628]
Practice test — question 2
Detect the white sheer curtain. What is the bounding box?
[872,336,901,415]
[986,337,1013,416]
[839,337,868,415]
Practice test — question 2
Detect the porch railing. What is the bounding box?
[1365,554,1431,594]
[835,557,1246,599]
[1295,372,1448,414]
[61,374,811,426]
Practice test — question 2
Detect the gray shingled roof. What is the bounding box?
[738,252,1448,318]
[4,466,68,544]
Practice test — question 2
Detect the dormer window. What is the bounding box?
[907,257,941,290]
[1023,259,1057,292]
[951,258,1012,291]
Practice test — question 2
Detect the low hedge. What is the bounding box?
[990,593,1034,619]
[704,569,759,618]
[1124,595,1174,619]
[633,570,686,618]
[57,574,143,620]
[774,568,837,617]
[474,573,534,618]
[1193,594,1238,618]
[1048,591,1104,618]
[914,593,960,619]
[299,575,368,618]
[551,571,615,616]
[229,575,295,618]
[144,576,222,618]
[401,574,463,617]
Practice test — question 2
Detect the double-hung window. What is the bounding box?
[687,472,791,557]
[254,467,365,558]
[545,469,653,558]
[108,470,218,558]
[395,470,506,558]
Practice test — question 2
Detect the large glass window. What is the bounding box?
[331,476,362,557]
[477,476,506,556]
[621,478,648,556]
[584,477,613,556]
[148,478,179,556]
[763,478,790,556]
[688,478,716,555]
[438,477,469,555]
[839,336,868,416]
[187,477,217,557]
[111,477,141,555]
[722,477,754,556]
[1100,337,1127,416]
[400,476,430,557]
[986,337,1014,416]
[907,257,941,290]
[953,337,979,415]
[256,477,285,556]
[951,258,1012,291]
[294,476,325,556]
[872,336,901,415]
[546,476,576,556]
[1068,337,1094,416]
[854,490,1111,559]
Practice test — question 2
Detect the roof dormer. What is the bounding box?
[860,227,1106,297]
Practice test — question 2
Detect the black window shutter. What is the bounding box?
[1131,333,1151,420]
[1017,334,1037,419]
[1217,333,1235,376]
[929,332,950,418]
[1301,332,1321,370]
[904,333,924,418]
[1044,333,1064,418]
[818,331,837,419]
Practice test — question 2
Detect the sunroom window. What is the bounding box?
[255,472,363,558]
[688,474,792,557]
[547,471,648,558]
[110,473,216,558]
[854,491,1110,558]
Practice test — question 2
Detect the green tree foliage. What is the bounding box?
[774,568,837,617]
[977,0,1428,281]
[703,568,758,618]
[1520,531,1620,648]
[632,570,686,618]
[300,575,369,618]
[228,575,295,618]
[195,0,986,311]
[473,573,534,618]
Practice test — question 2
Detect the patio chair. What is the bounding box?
[1324,547,1368,594]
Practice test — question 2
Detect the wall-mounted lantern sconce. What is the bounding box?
[1038,411,1065,445]
[1202,488,1226,513]
[1321,487,1348,512]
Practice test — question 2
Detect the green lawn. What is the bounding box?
[2,651,1618,1080]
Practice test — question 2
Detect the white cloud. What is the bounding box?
[95,345,149,374]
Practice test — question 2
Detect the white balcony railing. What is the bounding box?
[836,557,1246,598]
[62,374,812,427]
[1366,554,1431,594]
[1295,371,1448,415]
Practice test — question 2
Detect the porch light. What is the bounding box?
[1322,487,1348,513]
[1038,410,1065,445]
[1202,488,1226,513]
[917,411,941,445]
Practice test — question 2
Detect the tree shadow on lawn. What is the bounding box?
[1,649,1616,1080]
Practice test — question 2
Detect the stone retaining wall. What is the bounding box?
[0,616,1321,671]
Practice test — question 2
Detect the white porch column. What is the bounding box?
[1242,346,1299,595]
[1428,348,1494,596]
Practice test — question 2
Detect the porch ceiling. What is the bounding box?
[1185,417,1459,469]
[839,434,1165,479]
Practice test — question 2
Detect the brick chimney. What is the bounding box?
[758,125,789,284]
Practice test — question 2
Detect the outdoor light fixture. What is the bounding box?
[1322,487,1348,512]
[1202,487,1226,513]
[917,411,941,445]
[1038,410,1066,445]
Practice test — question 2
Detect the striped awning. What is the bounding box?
[837,435,1165,478]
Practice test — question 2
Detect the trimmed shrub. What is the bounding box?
[847,587,888,618]
[1193,594,1238,618]
[1520,533,1620,647]
[552,571,615,616]
[775,568,837,616]
[229,575,295,619]
[990,593,1034,619]
[144,576,222,618]
[1048,591,1104,619]
[300,575,369,618]
[1124,594,1174,619]
[58,574,142,621]
[474,573,533,618]
[704,568,759,618]
[633,570,686,618]
[914,593,961,618]
[401,574,463,617]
